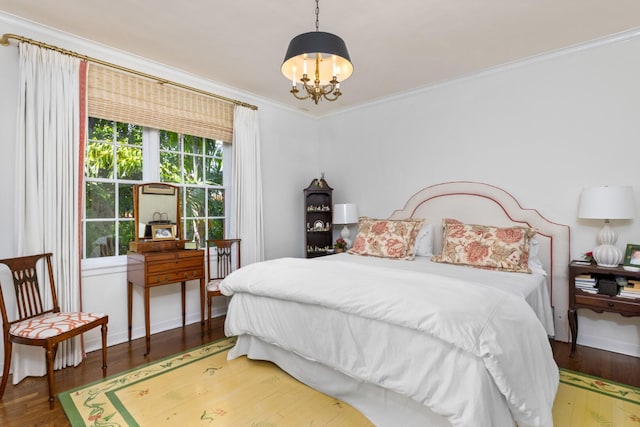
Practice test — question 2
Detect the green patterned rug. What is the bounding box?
[555,369,640,426]
[59,337,373,426]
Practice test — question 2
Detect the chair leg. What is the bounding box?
[45,343,57,409]
[101,322,108,377]
[0,339,12,398]
[207,295,212,334]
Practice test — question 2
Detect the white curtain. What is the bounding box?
[11,43,84,384]
[232,106,264,264]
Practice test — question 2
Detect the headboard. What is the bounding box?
[388,181,571,342]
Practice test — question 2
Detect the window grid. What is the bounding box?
[83,119,227,259]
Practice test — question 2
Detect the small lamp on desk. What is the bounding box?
[578,185,635,267]
[334,203,358,248]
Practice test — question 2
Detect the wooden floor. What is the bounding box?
[0,317,637,427]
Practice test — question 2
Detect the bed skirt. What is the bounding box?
[227,334,464,427]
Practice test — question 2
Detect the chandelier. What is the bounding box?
[281,0,353,104]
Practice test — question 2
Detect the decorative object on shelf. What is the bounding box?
[334,237,347,252]
[333,203,358,248]
[623,243,640,272]
[582,251,593,263]
[281,0,353,104]
[577,185,635,267]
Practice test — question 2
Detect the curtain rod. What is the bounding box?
[1,33,258,111]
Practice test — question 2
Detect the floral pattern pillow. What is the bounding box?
[348,217,425,260]
[432,218,536,273]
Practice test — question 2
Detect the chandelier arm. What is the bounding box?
[290,87,312,101]
[322,90,342,102]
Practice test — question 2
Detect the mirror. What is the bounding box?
[133,183,182,242]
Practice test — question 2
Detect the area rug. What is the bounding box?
[554,369,640,426]
[59,337,373,426]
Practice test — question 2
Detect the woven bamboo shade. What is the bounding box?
[88,64,234,142]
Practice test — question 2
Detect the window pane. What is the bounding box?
[205,157,222,185]
[88,118,114,141]
[118,183,135,218]
[205,139,223,157]
[159,130,179,151]
[185,218,206,248]
[117,122,143,145]
[183,154,203,184]
[183,134,202,154]
[160,151,181,183]
[208,189,224,217]
[118,220,135,255]
[185,187,206,218]
[208,219,224,240]
[85,142,114,179]
[116,145,143,180]
[85,221,115,258]
[86,182,115,219]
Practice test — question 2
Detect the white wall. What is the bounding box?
[0,12,320,370]
[320,30,640,356]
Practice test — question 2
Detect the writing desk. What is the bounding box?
[127,249,205,355]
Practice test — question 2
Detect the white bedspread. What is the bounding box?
[221,256,558,427]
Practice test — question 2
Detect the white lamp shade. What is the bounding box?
[334,203,359,225]
[578,186,635,219]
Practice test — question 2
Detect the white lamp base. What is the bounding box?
[593,244,623,267]
[340,225,352,248]
[593,221,623,267]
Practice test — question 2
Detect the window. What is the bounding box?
[159,130,226,248]
[83,118,228,259]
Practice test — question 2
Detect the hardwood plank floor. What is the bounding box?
[0,317,637,426]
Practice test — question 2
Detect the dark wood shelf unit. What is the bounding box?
[568,261,640,357]
[304,177,333,258]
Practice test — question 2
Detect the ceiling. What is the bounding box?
[1,0,640,117]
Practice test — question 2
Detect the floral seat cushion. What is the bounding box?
[10,312,106,340]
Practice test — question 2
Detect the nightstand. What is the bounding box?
[568,261,640,357]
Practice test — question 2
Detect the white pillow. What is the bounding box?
[413,223,434,257]
[528,239,547,275]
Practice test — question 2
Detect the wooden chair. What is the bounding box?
[206,239,240,333]
[0,253,108,409]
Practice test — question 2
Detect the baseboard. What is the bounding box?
[577,333,640,357]
[83,308,228,353]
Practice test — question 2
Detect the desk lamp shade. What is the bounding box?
[578,186,635,267]
[334,203,358,248]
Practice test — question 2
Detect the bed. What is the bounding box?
[220,181,570,427]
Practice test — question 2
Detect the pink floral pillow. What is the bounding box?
[432,218,536,273]
[348,217,425,260]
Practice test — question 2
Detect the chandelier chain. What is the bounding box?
[315,0,320,32]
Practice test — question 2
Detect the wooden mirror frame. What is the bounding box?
[133,182,182,242]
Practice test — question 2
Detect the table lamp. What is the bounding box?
[578,186,635,267]
[334,203,359,248]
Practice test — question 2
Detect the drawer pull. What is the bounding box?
[608,302,614,307]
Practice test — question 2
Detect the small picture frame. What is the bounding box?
[623,244,640,268]
[151,224,176,241]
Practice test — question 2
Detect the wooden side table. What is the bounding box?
[127,249,205,355]
[568,261,640,357]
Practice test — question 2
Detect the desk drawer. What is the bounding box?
[576,293,640,314]
[147,257,203,273]
[148,268,204,285]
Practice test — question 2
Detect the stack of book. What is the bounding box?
[619,279,640,299]
[575,274,597,293]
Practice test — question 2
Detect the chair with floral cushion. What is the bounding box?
[206,239,241,333]
[0,253,108,409]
